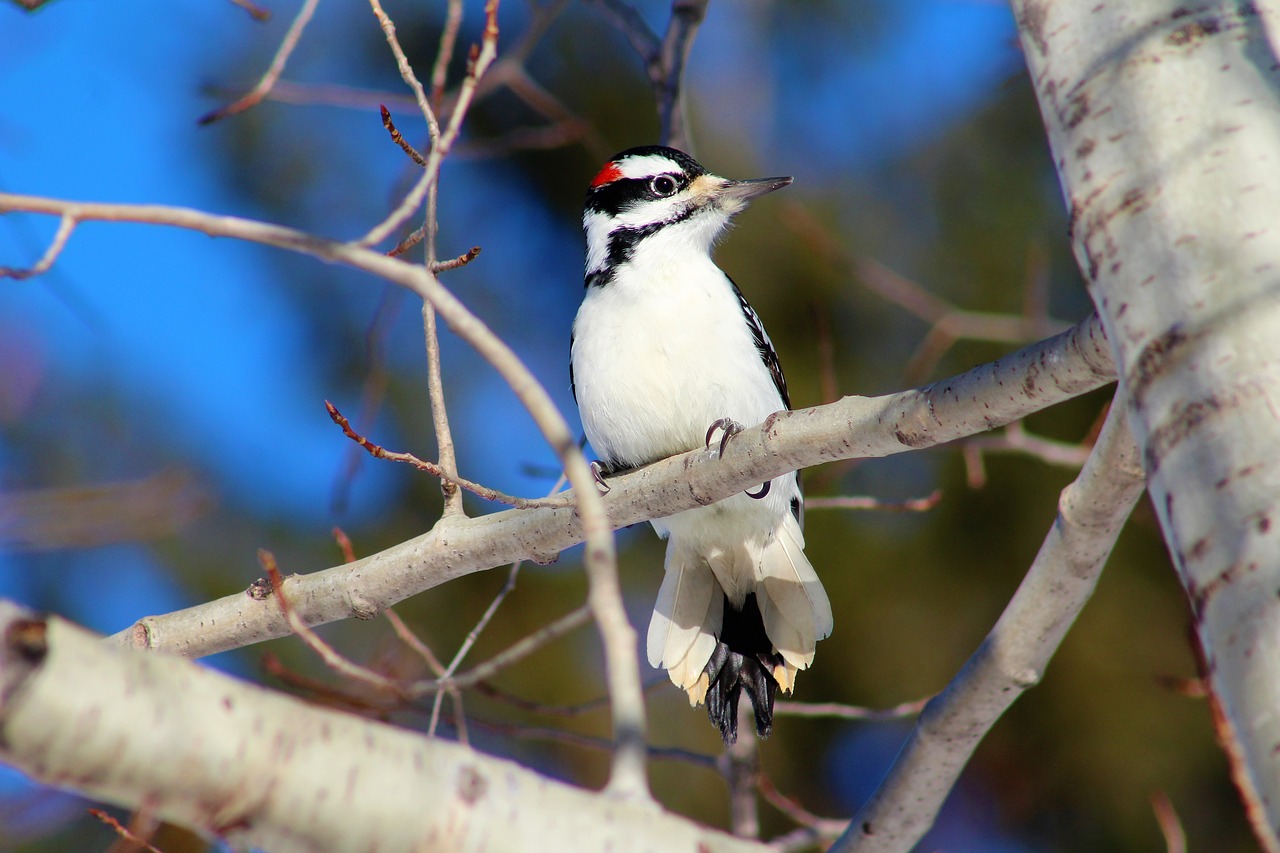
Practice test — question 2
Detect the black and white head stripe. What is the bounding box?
[585,146,706,216]
[583,147,716,288]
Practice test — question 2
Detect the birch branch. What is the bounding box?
[104,310,1114,660]
[1012,2,1280,845]
[0,602,759,853]
[835,401,1145,852]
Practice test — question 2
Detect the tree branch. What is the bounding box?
[100,310,1113,659]
[0,602,760,852]
[1011,3,1280,846]
[836,400,1145,852]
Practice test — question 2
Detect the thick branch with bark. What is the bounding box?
[837,402,1145,851]
[1012,2,1280,846]
[99,312,1113,659]
[0,602,760,852]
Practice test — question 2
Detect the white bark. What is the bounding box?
[107,314,1114,660]
[1012,1,1280,845]
[0,601,761,853]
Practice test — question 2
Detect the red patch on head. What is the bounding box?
[590,162,624,189]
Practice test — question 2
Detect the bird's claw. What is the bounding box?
[590,460,611,495]
[705,417,744,459]
[705,417,771,500]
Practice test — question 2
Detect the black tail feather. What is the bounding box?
[703,593,783,745]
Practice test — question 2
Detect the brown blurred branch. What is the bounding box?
[0,468,212,551]
[587,0,709,150]
[227,0,271,21]
[198,0,321,125]
[781,203,1069,383]
[804,491,942,513]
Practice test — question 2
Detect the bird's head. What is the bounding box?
[582,146,792,285]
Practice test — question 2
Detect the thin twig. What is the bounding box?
[366,0,439,138]
[431,245,481,272]
[325,400,553,508]
[780,202,1069,382]
[722,703,760,838]
[359,0,500,248]
[773,697,929,722]
[587,0,707,150]
[430,0,465,107]
[422,297,464,515]
[805,491,942,513]
[198,0,322,125]
[0,214,75,280]
[90,808,165,853]
[757,774,847,837]
[387,228,425,258]
[384,608,447,676]
[331,526,358,564]
[380,105,426,166]
[227,0,272,21]
[427,561,523,735]
[1151,791,1187,853]
[963,420,1095,470]
[259,550,404,696]
[410,605,592,696]
[655,0,709,150]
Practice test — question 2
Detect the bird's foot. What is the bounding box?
[704,417,770,500]
[705,417,744,459]
[589,460,611,495]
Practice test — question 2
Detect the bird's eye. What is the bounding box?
[649,175,678,197]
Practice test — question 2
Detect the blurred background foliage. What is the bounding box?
[0,0,1254,850]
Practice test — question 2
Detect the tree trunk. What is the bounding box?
[1012,1,1280,846]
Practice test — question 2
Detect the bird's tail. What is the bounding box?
[646,515,832,743]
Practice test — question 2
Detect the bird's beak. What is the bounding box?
[711,175,793,215]
[720,176,793,202]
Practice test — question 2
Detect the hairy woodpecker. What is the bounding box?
[570,146,833,743]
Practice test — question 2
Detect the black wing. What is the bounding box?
[727,276,803,524]
[569,330,577,404]
[728,276,789,409]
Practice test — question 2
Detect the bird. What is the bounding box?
[569,145,833,743]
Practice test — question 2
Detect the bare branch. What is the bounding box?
[587,0,709,150]
[325,400,549,508]
[89,809,164,853]
[410,605,592,696]
[837,401,1145,852]
[430,0,465,107]
[380,104,426,166]
[773,697,928,722]
[0,603,762,851]
[359,0,499,248]
[1151,791,1187,853]
[0,214,75,280]
[366,0,439,138]
[259,550,405,697]
[227,0,272,21]
[781,203,1069,382]
[804,491,942,513]
[198,0,322,125]
[430,245,481,272]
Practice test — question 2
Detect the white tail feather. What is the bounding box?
[757,514,833,669]
[646,544,722,690]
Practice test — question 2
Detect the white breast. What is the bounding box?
[571,252,784,471]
